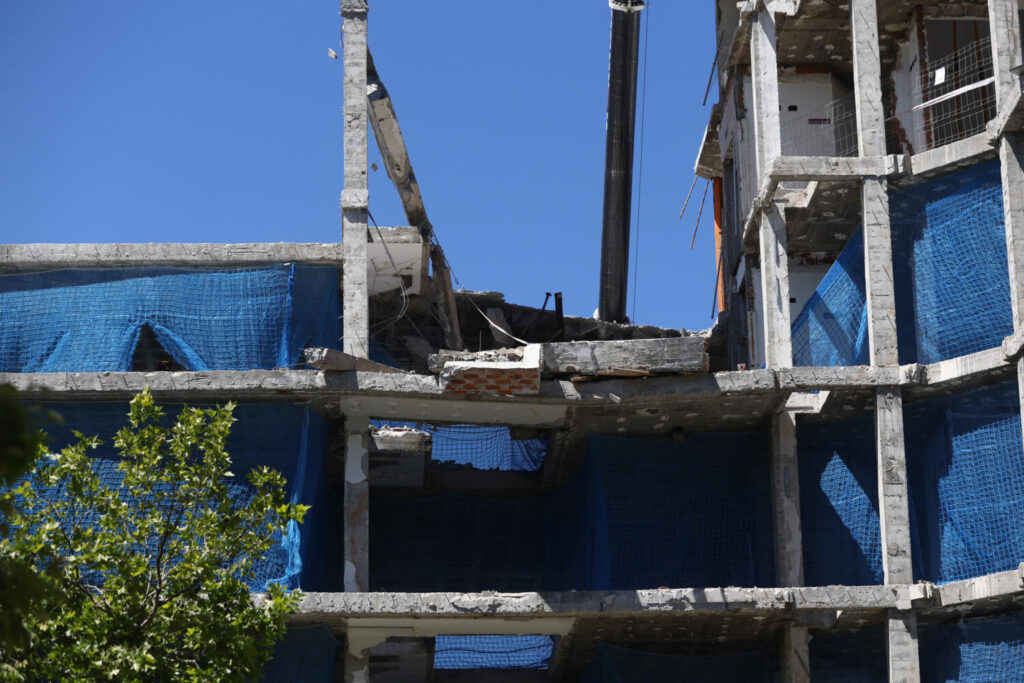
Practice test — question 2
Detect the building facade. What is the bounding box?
[4,0,1024,681]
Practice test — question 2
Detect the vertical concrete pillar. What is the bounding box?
[887,611,920,683]
[988,0,1023,102]
[341,0,370,358]
[780,624,810,683]
[344,415,370,592]
[750,6,791,369]
[749,5,782,181]
[345,645,370,683]
[852,2,919,680]
[759,204,793,369]
[773,409,808,683]
[771,411,803,587]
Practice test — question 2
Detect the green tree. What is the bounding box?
[0,386,55,658]
[0,390,307,681]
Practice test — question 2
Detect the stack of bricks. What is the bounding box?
[439,363,541,396]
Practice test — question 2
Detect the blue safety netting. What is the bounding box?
[0,265,340,372]
[27,401,332,592]
[579,643,776,682]
[791,160,1011,367]
[433,636,553,670]
[920,615,1024,682]
[371,431,773,592]
[792,228,869,367]
[571,432,775,590]
[259,625,338,683]
[799,412,883,586]
[905,380,1024,584]
[371,419,547,472]
[891,160,1012,364]
[809,626,887,682]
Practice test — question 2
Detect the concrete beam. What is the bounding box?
[341,0,370,359]
[282,586,905,620]
[540,337,708,377]
[305,347,407,375]
[344,414,370,593]
[0,242,346,270]
[904,133,996,180]
[933,564,1024,607]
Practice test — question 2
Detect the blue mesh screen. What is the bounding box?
[792,228,869,368]
[799,413,883,586]
[809,626,887,682]
[580,643,776,683]
[920,615,1024,682]
[0,265,340,371]
[580,432,775,589]
[433,636,553,670]
[370,492,549,592]
[370,420,547,472]
[905,380,1024,583]
[371,432,773,592]
[260,625,338,683]
[891,160,1012,364]
[29,401,332,592]
[791,161,1011,367]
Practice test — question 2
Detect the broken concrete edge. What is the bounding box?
[986,77,1024,145]
[304,347,408,375]
[430,338,708,379]
[0,234,419,271]
[370,427,431,453]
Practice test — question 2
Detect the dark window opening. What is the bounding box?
[131,324,185,371]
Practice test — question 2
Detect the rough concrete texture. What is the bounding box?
[341,4,369,360]
[344,416,370,593]
[540,337,707,376]
[0,242,345,270]
[876,388,914,585]
[771,411,804,587]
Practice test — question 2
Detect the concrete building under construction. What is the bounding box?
[5,0,1024,680]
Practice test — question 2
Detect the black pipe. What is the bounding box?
[598,0,645,323]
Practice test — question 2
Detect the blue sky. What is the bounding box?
[0,2,718,331]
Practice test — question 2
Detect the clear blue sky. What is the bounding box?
[0,2,719,331]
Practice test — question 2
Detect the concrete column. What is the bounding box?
[344,415,370,592]
[988,0,1023,103]
[341,0,370,358]
[887,610,920,683]
[862,179,898,367]
[780,625,810,683]
[750,6,791,368]
[851,0,886,158]
[759,204,792,369]
[877,388,913,585]
[749,5,782,180]
[345,646,370,683]
[771,411,803,587]
[772,410,807,683]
